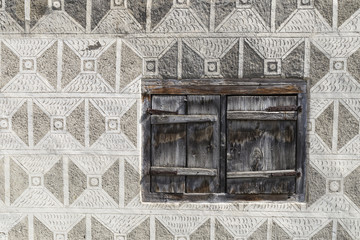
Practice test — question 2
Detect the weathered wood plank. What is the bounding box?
[151,95,186,193]
[151,114,218,124]
[227,96,297,111]
[227,177,296,194]
[151,167,217,176]
[227,170,298,178]
[186,95,220,193]
[227,111,297,121]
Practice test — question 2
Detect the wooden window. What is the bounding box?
[142,79,307,202]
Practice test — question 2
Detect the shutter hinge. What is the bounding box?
[147,108,178,115]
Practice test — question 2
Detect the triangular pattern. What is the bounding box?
[14,156,61,174]
[0,214,24,232]
[309,195,359,213]
[0,98,25,116]
[340,11,360,32]
[94,214,148,234]
[246,38,302,59]
[36,213,83,232]
[311,159,360,178]
[313,37,360,58]
[0,132,27,150]
[126,38,175,58]
[183,38,237,58]
[0,12,23,33]
[125,195,180,210]
[36,98,82,116]
[340,219,360,239]
[157,215,208,236]
[3,39,53,57]
[216,217,265,237]
[92,9,143,34]
[278,10,331,33]
[120,78,141,94]
[71,189,118,208]
[64,74,114,93]
[35,133,83,150]
[343,99,360,119]
[69,155,117,175]
[244,203,300,212]
[12,188,62,208]
[91,133,136,150]
[309,134,331,154]
[91,98,136,116]
[274,218,328,238]
[339,135,360,154]
[217,9,269,33]
[32,11,84,33]
[310,99,333,119]
[3,74,54,93]
[153,8,207,33]
[124,156,140,173]
[312,73,360,93]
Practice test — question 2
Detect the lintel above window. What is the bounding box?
[141,79,307,202]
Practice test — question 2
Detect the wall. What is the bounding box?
[0,0,360,239]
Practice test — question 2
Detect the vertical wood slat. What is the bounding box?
[226,96,297,195]
[186,95,220,193]
[151,95,186,193]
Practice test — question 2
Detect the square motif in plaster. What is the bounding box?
[236,0,252,8]
[106,117,120,133]
[175,236,189,240]
[51,117,66,132]
[174,0,190,8]
[52,0,63,10]
[30,175,43,187]
[330,59,347,73]
[115,235,127,240]
[144,58,158,76]
[82,59,97,73]
[21,58,36,73]
[264,59,281,75]
[205,59,221,76]
[0,118,10,131]
[54,233,66,240]
[327,179,342,193]
[298,0,314,8]
[113,0,126,8]
[88,175,102,188]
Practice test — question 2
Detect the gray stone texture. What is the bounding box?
[190,0,211,30]
[215,220,233,239]
[338,103,359,150]
[121,102,137,147]
[33,103,51,146]
[337,223,353,240]
[127,218,150,240]
[30,0,48,28]
[67,217,86,240]
[91,0,110,30]
[315,102,334,149]
[243,41,264,78]
[120,43,142,90]
[253,0,272,27]
[282,41,305,78]
[159,42,178,79]
[344,165,360,208]
[338,0,360,27]
[190,219,211,240]
[8,217,28,240]
[97,42,117,90]
[10,159,28,204]
[0,43,19,90]
[44,159,63,203]
[248,221,268,240]
[0,158,4,203]
[5,0,25,28]
[34,217,53,240]
[307,165,326,206]
[182,43,204,79]
[315,0,333,27]
[214,0,236,28]
[37,41,58,89]
[275,0,297,29]
[64,0,87,29]
[310,43,330,88]
[151,0,173,30]
[62,43,81,88]
[220,40,239,78]
[271,222,291,240]
[12,102,28,145]
[102,160,119,204]
[155,219,174,240]
[310,221,333,240]
[67,101,85,146]
[127,0,147,30]
[68,160,86,205]
[124,160,139,206]
[89,101,105,146]
[348,47,360,82]
[91,217,113,240]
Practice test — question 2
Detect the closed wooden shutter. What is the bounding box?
[150,95,220,194]
[226,96,298,195]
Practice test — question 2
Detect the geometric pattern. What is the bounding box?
[0,0,360,239]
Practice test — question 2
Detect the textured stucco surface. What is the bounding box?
[0,0,360,239]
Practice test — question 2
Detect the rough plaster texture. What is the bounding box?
[0,0,360,239]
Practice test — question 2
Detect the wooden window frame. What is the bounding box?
[141,78,307,202]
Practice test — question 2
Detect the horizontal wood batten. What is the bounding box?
[227,111,297,120]
[227,170,298,179]
[151,167,217,176]
[151,115,218,124]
